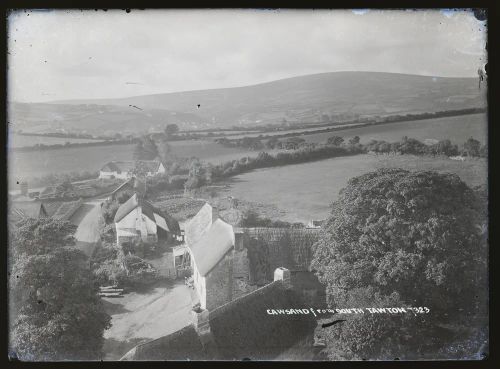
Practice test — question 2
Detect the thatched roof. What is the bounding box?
[188,219,235,276]
[185,203,217,246]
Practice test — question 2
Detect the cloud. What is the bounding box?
[8,9,487,103]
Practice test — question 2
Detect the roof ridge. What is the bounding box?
[210,279,284,319]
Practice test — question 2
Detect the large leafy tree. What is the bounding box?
[9,218,111,361]
[311,168,487,359]
[12,218,77,257]
[164,123,179,137]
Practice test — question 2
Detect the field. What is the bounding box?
[8,140,257,185]
[296,113,487,145]
[8,133,105,148]
[219,154,488,223]
[8,112,487,188]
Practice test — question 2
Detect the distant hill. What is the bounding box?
[9,72,486,135]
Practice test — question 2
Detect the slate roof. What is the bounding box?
[209,281,317,360]
[121,325,207,361]
[164,212,181,234]
[114,193,155,223]
[121,280,317,360]
[101,160,162,173]
[154,213,169,232]
[188,219,235,276]
[111,177,146,196]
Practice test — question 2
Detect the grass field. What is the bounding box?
[221,154,488,223]
[298,113,487,145]
[8,112,487,187]
[8,140,256,185]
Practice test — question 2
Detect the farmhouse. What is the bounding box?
[185,203,253,311]
[183,202,326,311]
[121,267,318,361]
[114,193,179,246]
[99,160,165,179]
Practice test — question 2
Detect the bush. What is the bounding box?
[102,199,120,225]
[123,255,159,285]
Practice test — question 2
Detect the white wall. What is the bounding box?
[191,255,207,309]
[116,207,159,243]
[100,170,129,180]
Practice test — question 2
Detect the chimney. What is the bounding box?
[20,181,28,196]
[234,230,245,251]
[211,205,219,223]
[191,307,210,335]
[274,267,292,289]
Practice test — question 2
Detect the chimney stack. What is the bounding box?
[211,205,219,223]
[191,307,210,335]
[233,230,246,251]
[274,267,292,289]
[20,181,28,196]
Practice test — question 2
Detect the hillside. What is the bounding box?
[8,103,206,136]
[9,72,486,134]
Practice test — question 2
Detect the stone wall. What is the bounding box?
[205,252,234,311]
[232,247,257,299]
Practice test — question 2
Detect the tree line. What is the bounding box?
[214,107,486,150]
[11,137,139,152]
[181,135,487,191]
[130,134,487,196]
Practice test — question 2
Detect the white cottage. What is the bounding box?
[114,193,177,245]
[100,160,166,180]
[185,203,249,311]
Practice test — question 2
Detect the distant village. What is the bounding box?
[9,159,328,360]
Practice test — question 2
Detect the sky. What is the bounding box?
[8,9,487,103]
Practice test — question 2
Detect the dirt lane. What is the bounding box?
[102,280,193,360]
